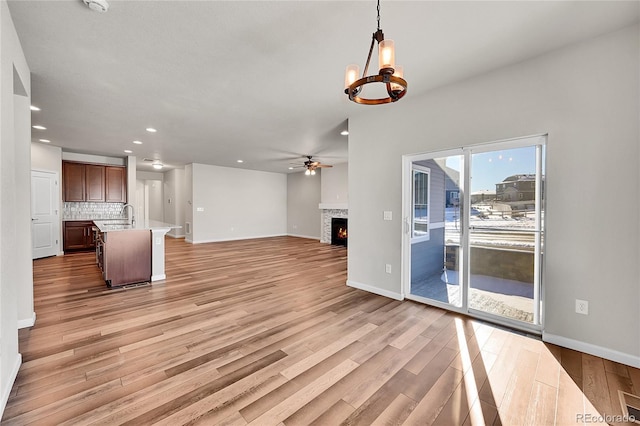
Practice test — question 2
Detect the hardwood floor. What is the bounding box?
[3,236,639,425]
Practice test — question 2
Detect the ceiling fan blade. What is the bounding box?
[316,164,333,168]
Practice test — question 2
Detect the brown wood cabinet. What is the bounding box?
[85,165,105,201]
[102,230,151,287]
[105,166,126,202]
[63,221,95,252]
[62,162,85,202]
[63,161,126,202]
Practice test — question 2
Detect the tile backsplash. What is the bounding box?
[63,202,126,220]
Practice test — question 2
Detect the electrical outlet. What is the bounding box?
[575,299,589,315]
[385,264,392,274]
[383,211,392,221]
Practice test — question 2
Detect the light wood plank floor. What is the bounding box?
[3,236,639,425]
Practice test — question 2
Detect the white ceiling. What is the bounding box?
[7,1,639,173]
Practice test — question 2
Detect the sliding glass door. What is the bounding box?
[403,135,545,331]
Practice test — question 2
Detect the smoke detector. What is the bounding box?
[83,0,109,13]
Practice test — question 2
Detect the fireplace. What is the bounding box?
[331,218,348,247]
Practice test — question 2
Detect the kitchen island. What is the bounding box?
[93,219,180,287]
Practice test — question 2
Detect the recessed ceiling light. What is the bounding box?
[341,130,349,136]
[237,160,243,163]
[39,139,50,143]
[124,150,133,154]
[30,105,41,111]
[152,163,163,170]
[133,140,143,145]
[32,125,46,130]
[288,167,293,170]
[146,127,157,133]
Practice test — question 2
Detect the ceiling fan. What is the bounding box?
[291,156,333,175]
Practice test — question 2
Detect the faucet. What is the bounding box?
[122,204,135,226]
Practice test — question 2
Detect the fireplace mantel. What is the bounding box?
[318,203,348,210]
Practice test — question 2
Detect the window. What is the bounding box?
[412,166,430,239]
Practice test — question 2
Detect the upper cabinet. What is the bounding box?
[105,166,126,202]
[85,164,106,202]
[63,161,127,203]
[62,162,85,201]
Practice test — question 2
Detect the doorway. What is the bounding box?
[402,135,546,332]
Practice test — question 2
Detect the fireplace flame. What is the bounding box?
[338,227,347,239]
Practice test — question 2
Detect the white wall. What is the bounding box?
[348,25,640,366]
[15,94,33,329]
[184,164,193,242]
[147,179,163,222]
[163,168,185,237]
[190,163,287,243]
[0,0,31,415]
[320,162,348,206]
[31,142,61,172]
[287,170,321,239]
[31,142,62,255]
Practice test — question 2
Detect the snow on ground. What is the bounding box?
[444,207,540,248]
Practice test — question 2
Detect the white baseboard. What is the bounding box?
[1,353,22,419]
[166,234,185,239]
[185,237,193,244]
[17,312,36,329]
[191,233,287,244]
[543,332,640,368]
[287,233,320,241]
[347,280,404,301]
[151,274,166,282]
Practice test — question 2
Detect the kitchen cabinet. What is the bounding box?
[85,165,105,201]
[63,161,126,202]
[105,166,126,202]
[101,229,151,287]
[62,162,85,202]
[63,221,95,252]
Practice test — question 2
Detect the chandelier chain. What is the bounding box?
[376,0,380,31]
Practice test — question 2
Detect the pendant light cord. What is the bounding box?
[377,0,381,31]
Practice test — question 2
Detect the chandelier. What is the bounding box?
[344,0,407,105]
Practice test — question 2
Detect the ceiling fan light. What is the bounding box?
[305,169,311,176]
[378,39,395,73]
[311,169,316,176]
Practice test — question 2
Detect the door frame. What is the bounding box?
[401,134,547,334]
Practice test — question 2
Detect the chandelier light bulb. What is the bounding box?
[378,39,395,72]
[344,64,360,89]
[390,66,404,92]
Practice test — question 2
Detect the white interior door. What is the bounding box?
[31,170,60,259]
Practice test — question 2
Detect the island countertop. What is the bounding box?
[93,219,181,233]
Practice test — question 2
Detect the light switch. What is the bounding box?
[383,211,392,221]
[196,207,204,212]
